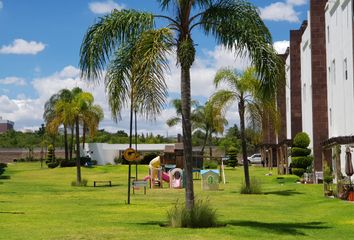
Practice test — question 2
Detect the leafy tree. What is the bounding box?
[79,1,283,209]
[212,67,261,190]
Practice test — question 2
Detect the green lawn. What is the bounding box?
[1,163,353,240]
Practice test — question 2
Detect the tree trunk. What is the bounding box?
[201,129,209,155]
[64,125,68,161]
[239,99,250,189]
[75,117,81,184]
[82,123,86,150]
[70,126,74,161]
[181,65,194,210]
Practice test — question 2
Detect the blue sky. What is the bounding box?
[0,0,309,135]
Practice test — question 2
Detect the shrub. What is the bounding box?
[0,168,4,175]
[71,179,88,187]
[203,160,218,169]
[240,177,262,194]
[91,160,98,165]
[0,163,8,168]
[48,162,59,169]
[60,160,76,168]
[291,147,311,157]
[293,132,310,148]
[114,156,123,165]
[47,144,55,164]
[323,163,333,184]
[292,168,305,177]
[227,146,238,168]
[291,156,313,169]
[167,199,217,228]
[140,152,158,165]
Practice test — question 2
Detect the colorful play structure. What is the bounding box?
[143,156,184,189]
[141,142,226,190]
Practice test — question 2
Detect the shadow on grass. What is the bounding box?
[227,221,329,236]
[0,175,11,180]
[264,189,303,196]
[136,221,227,228]
[88,184,122,188]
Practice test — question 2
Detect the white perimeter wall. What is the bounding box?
[300,12,314,152]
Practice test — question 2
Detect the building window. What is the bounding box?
[344,58,348,80]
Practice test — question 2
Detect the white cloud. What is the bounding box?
[260,1,302,23]
[89,0,124,14]
[287,0,307,6]
[0,39,46,55]
[0,95,19,113]
[0,1,3,10]
[273,40,290,54]
[0,77,26,86]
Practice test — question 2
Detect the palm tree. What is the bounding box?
[193,101,228,155]
[82,104,104,149]
[44,89,73,161]
[166,99,198,127]
[79,1,283,209]
[211,67,261,189]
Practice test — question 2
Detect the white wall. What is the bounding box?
[325,0,354,178]
[285,54,292,140]
[86,143,171,165]
[300,12,314,152]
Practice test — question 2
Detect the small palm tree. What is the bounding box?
[192,101,228,154]
[211,67,261,189]
[80,1,283,209]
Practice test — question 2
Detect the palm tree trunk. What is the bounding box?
[75,117,81,184]
[201,129,209,155]
[181,65,194,210]
[82,123,86,150]
[64,125,68,161]
[239,99,250,189]
[70,126,74,161]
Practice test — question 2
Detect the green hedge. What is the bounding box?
[291,156,313,169]
[293,132,310,148]
[292,168,306,177]
[291,147,311,157]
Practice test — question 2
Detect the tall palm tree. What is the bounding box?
[211,67,260,189]
[79,1,283,209]
[44,89,73,161]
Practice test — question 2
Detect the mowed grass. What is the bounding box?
[1,163,354,240]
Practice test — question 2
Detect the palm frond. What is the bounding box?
[200,0,283,97]
[166,117,181,127]
[79,9,154,80]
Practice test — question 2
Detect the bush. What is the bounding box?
[60,160,76,168]
[140,152,158,165]
[114,156,123,165]
[167,199,217,228]
[292,168,305,177]
[0,163,8,168]
[71,179,88,187]
[291,156,313,169]
[291,147,311,157]
[203,160,218,169]
[48,162,59,169]
[323,163,333,184]
[240,177,262,194]
[91,160,98,165]
[0,168,4,175]
[293,132,310,148]
[227,147,238,168]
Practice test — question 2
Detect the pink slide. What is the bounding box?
[162,172,170,182]
[144,175,150,181]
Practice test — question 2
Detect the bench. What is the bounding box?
[93,180,112,187]
[132,180,148,195]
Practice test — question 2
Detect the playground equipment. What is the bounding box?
[169,168,183,189]
[201,169,220,191]
[144,156,170,188]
